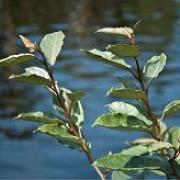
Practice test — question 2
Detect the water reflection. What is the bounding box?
[0,0,180,178]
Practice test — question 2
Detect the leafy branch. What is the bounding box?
[0,32,105,180]
[84,24,180,179]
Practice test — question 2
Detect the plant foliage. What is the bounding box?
[0,22,180,180]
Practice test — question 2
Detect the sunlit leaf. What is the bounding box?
[94,154,163,171]
[96,27,134,39]
[143,53,167,84]
[40,31,65,66]
[162,100,180,119]
[15,111,65,125]
[83,49,132,71]
[121,145,148,156]
[132,137,157,145]
[0,54,34,67]
[107,87,146,100]
[147,142,172,153]
[9,67,52,88]
[107,101,152,126]
[93,113,152,132]
[107,44,140,57]
[36,123,82,150]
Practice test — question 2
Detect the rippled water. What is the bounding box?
[0,0,180,178]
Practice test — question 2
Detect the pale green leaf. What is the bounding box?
[121,145,148,156]
[14,112,65,125]
[94,154,163,170]
[83,49,132,71]
[93,113,152,132]
[0,54,34,67]
[107,101,152,126]
[162,100,180,119]
[96,27,133,39]
[107,87,146,100]
[112,170,145,180]
[9,67,52,87]
[165,127,180,150]
[132,137,157,145]
[107,44,140,57]
[143,53,167,84]
[36,123,82,150]
[148,142,172,153]
[40,31,65,66]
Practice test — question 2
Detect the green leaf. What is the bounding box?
[121,142,172,156]
[132,138,157,145]
[165,127,180,150]
[14,112,65,125]
[107,44,140,57]
[53,88,84,128]
[121,145,148,156]
[112,170,145,180]
[82,49,132,71]
[107,87,146,100]
[119,78,138,89]
[148,142,172,153]
[93,113,152,132]
[40,31,65,66]
[143,53,167,84]
[36,123,82,150]
[162,100,180,119]
[9,67,52,88]
[94,154,163,170]
[0,54,35,67]
[96,27,134,39]
[66,91,86,106]
[107,101,152,126]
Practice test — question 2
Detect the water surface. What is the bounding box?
[0,0,180,178]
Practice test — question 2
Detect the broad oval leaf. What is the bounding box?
[143,53,167,84]
[15,111,65,125]
[162,100,180,119]
[107,44,140,57]
[94,154,163,171]
[9,67,52,88]
[96,27,134,39]
[107,87,146,100]
[36,123,82,150]
[53,88,84,128]
[82,49,132,71]
[93,113,152,132]
[0,54,34,67]
[107,101,152,126]
[40,31,65,66]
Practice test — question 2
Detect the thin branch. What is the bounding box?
[38,50,106,180]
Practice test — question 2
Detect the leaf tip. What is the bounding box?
[106,86,113,96]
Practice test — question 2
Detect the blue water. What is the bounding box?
[0,0,180,178]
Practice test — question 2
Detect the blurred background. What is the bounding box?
[0,0,180,178]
